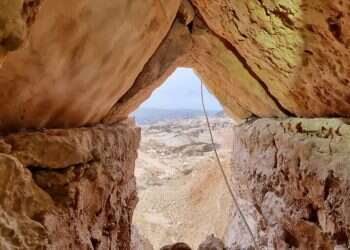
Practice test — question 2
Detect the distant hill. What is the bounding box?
[132,108,220,125]
[214,110,226,117]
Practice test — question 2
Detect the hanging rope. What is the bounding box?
[200,81,260,250]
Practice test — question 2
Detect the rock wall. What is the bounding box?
[230,118,350,249]
[190,17,285,120]
[0,120,140,249]
[106,0,350,123]
[3,0,350,131]
[0,0,181,131]
[1,0,350,249]
[192,0,350,117]
[104,17,193,123]
[0,0,41,64]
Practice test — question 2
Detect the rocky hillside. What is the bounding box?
[132,108,219,125]
[133,114,235,249]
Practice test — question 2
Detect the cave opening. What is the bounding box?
[131,67,235,249]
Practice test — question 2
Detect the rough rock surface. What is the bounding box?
[0,153,53,249]
[105,0,350,122]
[190,17,285,120]
[104,17,192,123]
[231,118,350,249]
[0,0,41,64]
[191,0,350,117]
[2,0,350,249]
[0,0,181,131]
[0,121,140,249]
[2,0,350,128]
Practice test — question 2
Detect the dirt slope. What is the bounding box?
[133,114,235,249]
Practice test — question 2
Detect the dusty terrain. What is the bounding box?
[133,113,235,249]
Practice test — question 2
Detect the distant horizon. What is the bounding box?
[138,67,223,111]
[132,107,221,125]
[135,107,222,112]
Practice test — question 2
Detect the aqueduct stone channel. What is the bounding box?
[0,0,349,249]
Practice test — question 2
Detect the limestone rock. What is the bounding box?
[2,0,350,129]
[190,17,285,120]
[105,11,288,123]
[191,0,350,117]
[178,0,195,26]
[0,121,140,249]
[0,0,181,131]
[104,17,192,124]
[0,0,41,64]
[0,153,53,249]
[108,0,350,121]
[0,120,139,169]
[231,118,350,249]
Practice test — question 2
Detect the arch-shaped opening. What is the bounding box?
[132,67,235,249]
[133,67,222,124]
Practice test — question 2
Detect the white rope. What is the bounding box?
[200,81,260,250]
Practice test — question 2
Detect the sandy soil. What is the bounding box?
[133,114,235,249]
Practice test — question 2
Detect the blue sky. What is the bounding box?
[139,67,222,111]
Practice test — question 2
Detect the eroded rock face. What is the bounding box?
[0,121,140,249]
[0,0,181,131]
[2,1,350,249]
[0,0,41,64]
[1,0,350,128]
[2,0,350,129]
[191,0,350,117]
[104,17,193,123]
[190,17,285,120]
[0,154,53,249]
[107,0,350,122]
[231,118,350,249]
